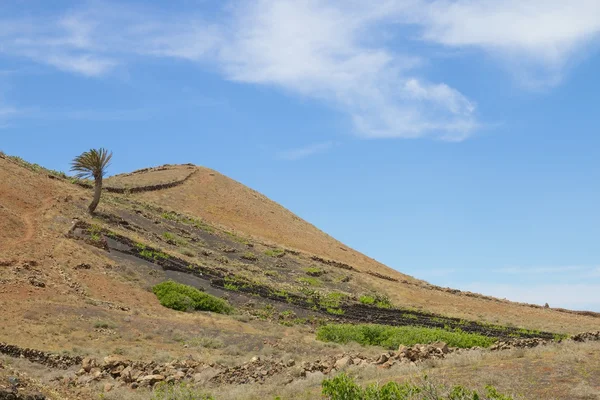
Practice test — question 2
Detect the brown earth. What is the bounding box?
[1,154,600,399]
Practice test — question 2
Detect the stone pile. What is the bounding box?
[572,331,600,342]
[69,342,456,390]
[211,357,291,385]
[490,338,552,351]
[299,342,452,375]
[68,356,216,389]
[372,342,452,368]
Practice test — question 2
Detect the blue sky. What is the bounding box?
[1,1,599,310]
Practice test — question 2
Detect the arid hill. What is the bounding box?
[1,154,599,399]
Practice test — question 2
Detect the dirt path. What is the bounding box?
[9,196,54,248]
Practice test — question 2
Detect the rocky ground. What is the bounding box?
[1,332,599,398]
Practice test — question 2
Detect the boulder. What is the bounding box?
[334,356,353,370]
[139,374,165,386]
[81,357,97,373]
[431,342,449,354]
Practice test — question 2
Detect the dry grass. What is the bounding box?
[2,156,600,399]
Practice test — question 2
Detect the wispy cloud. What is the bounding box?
[277,141,338,161]
[411,0,600,87]
[2,1,600,135]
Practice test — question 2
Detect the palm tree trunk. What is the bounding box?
[88,177,103,214]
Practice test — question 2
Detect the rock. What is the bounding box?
[286,359,295,367]
[82,357,97,373]
[375,354,389,365]
[431,342,449,354]
[103,355,126,369]
[119,366,133,382]
[166,371,185,383]
[193,367,219,385]
[28,277,45,288]
[139,375,165,386]
[334,356,353,370]
[103,383,113,392]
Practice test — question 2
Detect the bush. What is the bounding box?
[264,248,285,258]
[359,294,393,309]
[153,281,233,314]
[322,373,514,400]
[316,324,496,349]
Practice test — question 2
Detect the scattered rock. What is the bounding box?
[27,277,45,288]
[572,331,600,342]
[334,356,352,370]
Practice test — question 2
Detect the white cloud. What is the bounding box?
[2,1,600,135]
[218,0,477,140]
[277,141,337,161]
[412,0,600,87]
[0,1,478,140]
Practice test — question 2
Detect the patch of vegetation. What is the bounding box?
[319,292,347,315]
[316,324,497,349]
[264,248,285,258]
[153,281,233,314]
[88,224,104,243]
[321,373,514,400]
[241,251,258,261]
[305,266,326,277]
[251,304,277,320]
[161,212,179,221]
[186,337,225,349]
[162,231,187,246]
[6,154,70,179]
[135,243,170,261]
[224,231,250,245]
[151,382,214,400]
[180,249,195,257]
[359,293,393,309]
[296,276,323,287]
[93,321,116,329]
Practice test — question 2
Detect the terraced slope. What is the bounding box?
[132,166,412,281]
[2,154,600,399]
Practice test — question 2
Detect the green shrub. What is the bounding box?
[322,373,514,400]
[296,277,322,287]
[360,294,393,309]
[264,248,285,258]
[316,324,496,349]
[305,266,326,277]
[153,281,233,314]
[135,243,170,261]
[241,251,258,261]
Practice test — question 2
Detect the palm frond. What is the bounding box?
[70,148,113,180]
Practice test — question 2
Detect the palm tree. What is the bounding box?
[71,148,113,214]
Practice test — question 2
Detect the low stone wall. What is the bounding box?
[0,343,82,369]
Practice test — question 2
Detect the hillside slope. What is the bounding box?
[1,155,600,399]
[130,166,410,281]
